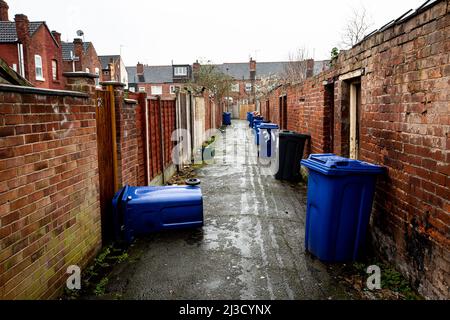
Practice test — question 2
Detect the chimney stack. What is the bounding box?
[249,57,256,81]
[249,58,256,72]
[15,14,30,43]
[306,59,314,78]
[73,38,84,71]
[15,14,31,79]
[51,31,61,46]
[0,0,9,21]
[108,60,115,81]
[137,62,144,75]
[249,58,256,104]
[193,60,200,81]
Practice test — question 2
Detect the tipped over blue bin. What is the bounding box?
[301,154,384,262]
[223,112,232,126]
[113,184,204,244]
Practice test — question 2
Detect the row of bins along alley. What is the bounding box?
[111,109,385,267]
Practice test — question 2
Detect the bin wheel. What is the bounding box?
[186,178,201,186]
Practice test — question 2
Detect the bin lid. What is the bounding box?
[259,123,279,129]
[126,185,202,206]
[301,154,385,176]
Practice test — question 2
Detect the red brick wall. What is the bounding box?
[82,45,102,80]
[115,91,139,187]
[129,92,148,186]
[0,43,19,70]
[260,1,449,298]
[0,84,101,299]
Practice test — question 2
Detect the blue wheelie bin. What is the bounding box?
[248,113,254,127]
[250,115,263,129]
[259,123,279,158]
[247,112,254,125]
[112,180,204,244]
[252,118,264,129]
[301,154,385,262]
[223,112,232,126]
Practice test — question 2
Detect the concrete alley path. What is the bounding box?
[107,120,353,300]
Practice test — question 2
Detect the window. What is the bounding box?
[52,60,58,81]
[151,86,162,95]
[174,67,188,76]
[35,55,44,81]
[129,87,136,93]
[139,87,146,93]
[170,85,179,94]
[231,83,240,92]
[86,68,90,73]
[245,83,252,92]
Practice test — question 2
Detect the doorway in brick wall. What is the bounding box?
[279,95,288,130]
[349,80,361,159]
[324,83,335,153]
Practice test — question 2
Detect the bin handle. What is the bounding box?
[310,156,350,168]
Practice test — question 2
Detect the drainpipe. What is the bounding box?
[158,96,166,185]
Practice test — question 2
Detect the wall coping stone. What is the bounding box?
[0,84,89,98]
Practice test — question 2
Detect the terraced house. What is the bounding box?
[0,0,64,89]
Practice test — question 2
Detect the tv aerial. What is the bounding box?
[76,30,85,41]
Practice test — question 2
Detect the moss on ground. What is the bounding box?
[62,245,130,300]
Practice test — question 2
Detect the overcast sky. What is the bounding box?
[8,0,426,66]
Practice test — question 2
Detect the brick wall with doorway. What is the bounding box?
[260,0,449,298]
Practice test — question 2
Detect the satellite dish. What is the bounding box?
[76,30,84,37]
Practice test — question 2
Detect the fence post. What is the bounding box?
[157,96,165,185]
[100,81,125,193]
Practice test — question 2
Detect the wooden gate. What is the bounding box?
[95,88,118,242]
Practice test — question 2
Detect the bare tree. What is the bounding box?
[341,6,373,48]
[255,74,282,100]
[282,47,311,84]
[190,62,232,102]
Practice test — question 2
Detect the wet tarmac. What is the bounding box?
[106,120,353,300]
